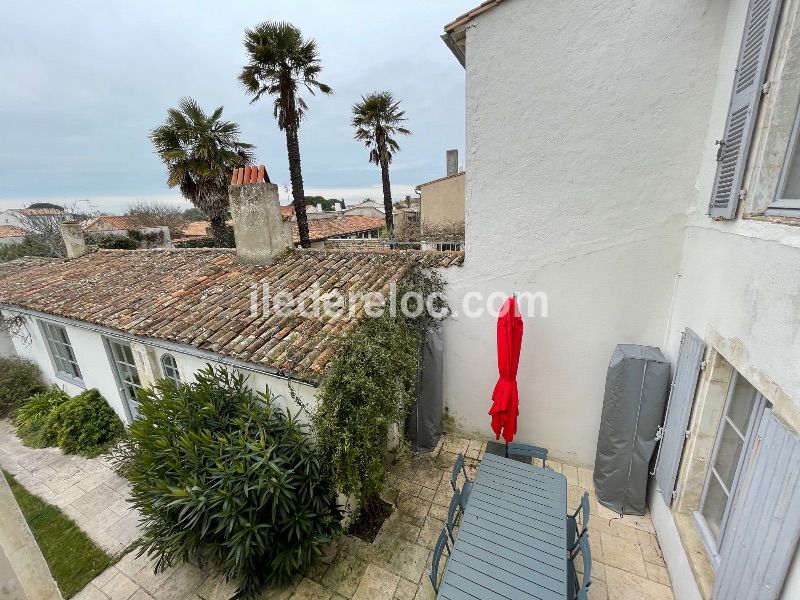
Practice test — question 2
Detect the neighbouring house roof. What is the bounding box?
[293,216,385,244]
[82,216,140,232]
[176,220,211,239]
[280,205,295,217]
[0,226,27,238]
[5,208,66,217]
[0,248,462,379]
[417,171,465,189]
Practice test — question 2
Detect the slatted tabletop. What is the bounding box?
[437,453,569,600]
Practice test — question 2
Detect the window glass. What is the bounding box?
[728,377,757,433]
[702,475,727,541]
[160,354,181,386]
[781,138,800,199]
[41,321,82,380]
[713,423,744,490]
[107,339,143,410]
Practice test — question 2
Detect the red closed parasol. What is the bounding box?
[488,296,523,443]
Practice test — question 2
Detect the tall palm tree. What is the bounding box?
[351,92,411,233]
[150,98,254,246]
[239,21,332,248]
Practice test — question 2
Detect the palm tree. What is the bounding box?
[239,21,332,248]
[150,98,254,246]
[351,92,411,233]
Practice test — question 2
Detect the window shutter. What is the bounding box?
[713,411,800,600]
[654,329,705,506]
[709,0,782,219]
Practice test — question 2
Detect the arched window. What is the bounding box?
[160,354,181,385]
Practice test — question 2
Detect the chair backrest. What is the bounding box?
[451,453,466,492]
[506,442,548,466]
[446,489,462,540]
[430,528,450,592]
[579,492,590,532]
[577,534,592,595]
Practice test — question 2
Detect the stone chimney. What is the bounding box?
[229,165,293,263]
[59,222,87,258]
[446,149,458,177]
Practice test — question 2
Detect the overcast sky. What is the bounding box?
[0,1,473,214]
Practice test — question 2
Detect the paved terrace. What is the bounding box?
[0,423,674,599]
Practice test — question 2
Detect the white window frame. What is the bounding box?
[160,353,181,386]
[103,336,143,421]
[693,371,769,568]
[38,320,84,386]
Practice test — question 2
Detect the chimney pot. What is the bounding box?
[446,149,458,177]
[242,166,252,184]
[59,222,87,258]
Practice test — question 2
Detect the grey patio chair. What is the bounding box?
[569,533,592,600]
[450,453,474,508]
[506,442,548,467]
[446,489,463,542]
[568,491,591,552]
[430,527,451,593]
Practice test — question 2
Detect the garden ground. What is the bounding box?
[0,422,675,600]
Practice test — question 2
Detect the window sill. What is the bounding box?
[744,212,800,226]
[673,511,716,600]
[55,373,86,389]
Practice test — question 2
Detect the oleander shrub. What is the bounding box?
[14,388,70,448]
[0,357,45,418]
[45,389,124,456]
[117,365,341,599]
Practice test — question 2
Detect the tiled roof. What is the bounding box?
[294,216,385,244]
[6,208,66,217]
[280,205,295,217]
[0,248,462,379]
[417,171,465,188]
[0,226,26,238]
[82,216,140,232]
[176,221,210,238]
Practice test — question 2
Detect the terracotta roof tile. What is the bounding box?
[0,248,462,379]
[82,216,140,231]
[0,226,26,238]
[293,216,385,243]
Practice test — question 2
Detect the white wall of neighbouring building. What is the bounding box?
[1,310,319,427]
[440,0,729,466]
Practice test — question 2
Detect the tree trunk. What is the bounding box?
[380,159,394,234]
[286,126,310,248]
[209,215,228,247]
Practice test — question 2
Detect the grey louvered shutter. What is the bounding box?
[713,411,800,600]
[709,0,782,219]
[654,329,705,506]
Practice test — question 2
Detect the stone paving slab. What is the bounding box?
[1,425,675,600]
[0,420,139,555]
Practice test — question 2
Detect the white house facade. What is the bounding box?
[441,0,800,598]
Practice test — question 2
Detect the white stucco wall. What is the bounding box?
[1,310,319,427]
[652,0,800,596]
[442,0,728,466]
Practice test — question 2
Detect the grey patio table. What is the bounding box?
[436,452,569,600]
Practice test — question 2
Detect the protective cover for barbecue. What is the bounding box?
[593,345,670,516]
[405,327,444,452]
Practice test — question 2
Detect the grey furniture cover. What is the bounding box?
[593,345,670,516]
[405,327,443,452]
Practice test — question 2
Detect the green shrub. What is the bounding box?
[117,366,341,599]
[45,389,124,456]
[0,357,45,418]
[14,389,70,448]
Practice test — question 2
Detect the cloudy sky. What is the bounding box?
[0,1,474,213]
